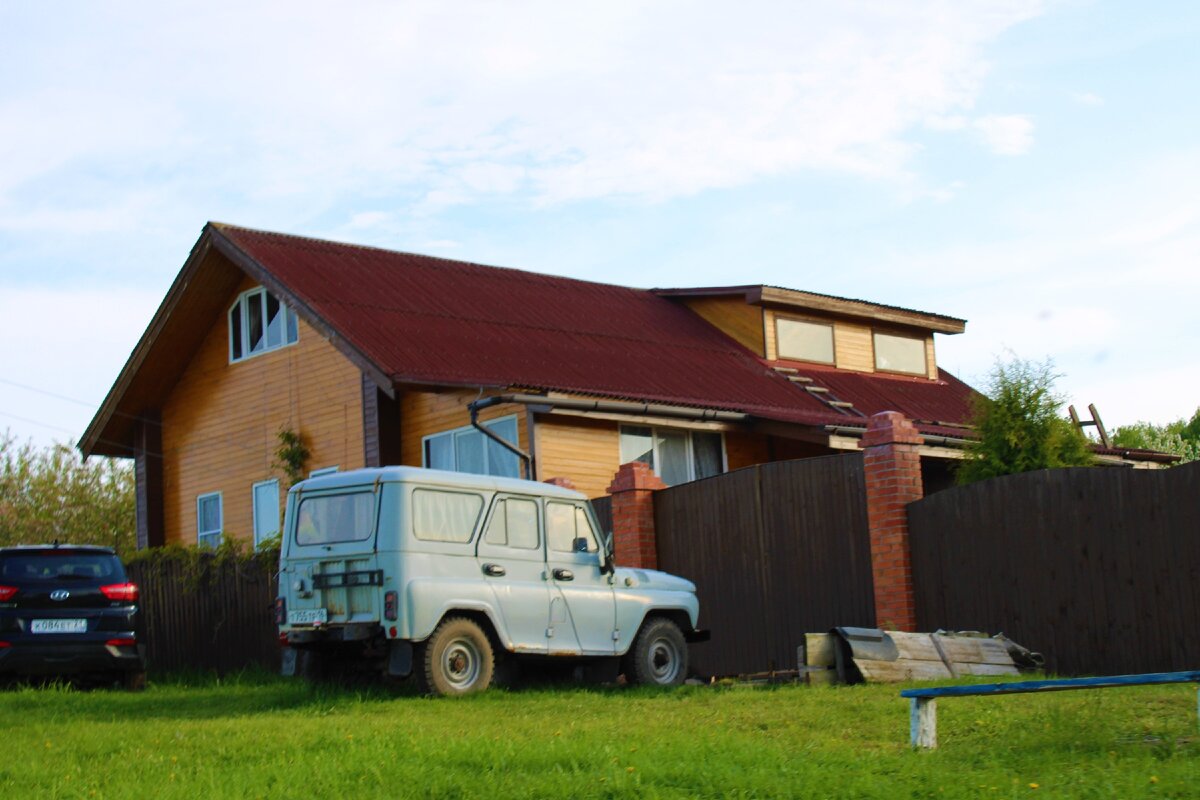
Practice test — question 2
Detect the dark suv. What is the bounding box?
[0,545,145,689]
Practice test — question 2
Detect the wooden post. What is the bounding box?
[910,697,937,748]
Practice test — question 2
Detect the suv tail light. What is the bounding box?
[0,586,17,602]
[384,590,398,621]
[274,597,286,625]
[106,637,137,647]
[0,641,10,648]
[100,583,139,602]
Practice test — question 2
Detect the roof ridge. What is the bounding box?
[209,221,651,295]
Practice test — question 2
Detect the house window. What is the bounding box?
[776,317,834,364]
[618,425,725,487]
[252,480,280,547]
[196,492,222,549]
[873,332,927,375]
[422,416,520,478]
[228,287,299,362]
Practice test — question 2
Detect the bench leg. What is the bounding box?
[910,697,938,749]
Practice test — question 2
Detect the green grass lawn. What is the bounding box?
[1,673,1196,798]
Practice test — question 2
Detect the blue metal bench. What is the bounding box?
[901,670,1200,748]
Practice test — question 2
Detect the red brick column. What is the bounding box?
[606,461,666,569]
[861,411,924,632]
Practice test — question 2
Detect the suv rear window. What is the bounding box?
[295,492,376,546]
[0,552,125,582]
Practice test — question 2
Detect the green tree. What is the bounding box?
[957,357,1094,485]
[1111,408,1200,464]
[0,432,136,554]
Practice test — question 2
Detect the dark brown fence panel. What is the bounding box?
[909,461,1200,676]
[127,557,280,674]
[655,454,875,677]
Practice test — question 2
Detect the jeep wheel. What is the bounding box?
[420,617,495,696]
[624,618,688,687]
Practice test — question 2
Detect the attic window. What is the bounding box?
[776,317,834,364]
[229,287,299,362]
[873,332,927,375]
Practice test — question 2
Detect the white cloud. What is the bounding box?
[973,114,1035,155]
[1072,91,1105,106]
[0,0,1047,230]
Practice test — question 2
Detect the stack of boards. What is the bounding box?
[802,628,1021,685]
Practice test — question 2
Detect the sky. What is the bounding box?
[2,0,1198,451]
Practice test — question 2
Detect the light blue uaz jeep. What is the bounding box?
[276,467,707,695]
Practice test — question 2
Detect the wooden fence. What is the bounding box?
[908,461,1200,676]
[653,454,876,677]
[126,556,280,674]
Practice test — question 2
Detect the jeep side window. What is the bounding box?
[484,498,539,549]
[412,489,484,543]
[546,502,599,553]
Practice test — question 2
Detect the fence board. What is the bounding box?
[909,461,1200,676]
[127,557,279,674]
[654,454,875,677]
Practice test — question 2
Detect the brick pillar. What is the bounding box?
[862,411,924,632]
[542,477,577,490]
[606,461,666,569]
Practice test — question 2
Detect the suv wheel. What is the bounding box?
[122,670,147,692]
[420,617,495,696]
[624,618,688,687]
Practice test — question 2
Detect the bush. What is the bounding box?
[0,432,135,554]
[957,358,1093,485]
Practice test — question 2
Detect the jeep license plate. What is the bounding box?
[287,608,328,626]
[31,619,87,634]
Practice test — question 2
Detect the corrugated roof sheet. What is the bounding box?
[215,224,978,430]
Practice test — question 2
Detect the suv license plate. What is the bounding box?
[31,619,87,634]
[287,609,328,626]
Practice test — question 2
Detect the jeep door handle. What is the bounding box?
[482,563,506,577]
[552,568,574,581]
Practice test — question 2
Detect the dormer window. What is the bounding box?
[776,317,834,364]
[873,332,926,375]
[229,287,299,362]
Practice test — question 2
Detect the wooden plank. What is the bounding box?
[855,659,951,683]
[910,697,937,748]
[680,296,765,356]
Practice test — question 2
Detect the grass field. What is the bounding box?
[2,672,1197,798]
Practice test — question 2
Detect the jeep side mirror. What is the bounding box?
[599,533,615,575]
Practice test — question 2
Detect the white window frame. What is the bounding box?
[309,466,340,478]
[421,415,521,478]
[228,286,299,364]
[618,425,728,485]
[196,492,223,549]
[251,479,281,548]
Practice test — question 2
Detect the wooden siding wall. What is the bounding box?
[534,415,620,499]
[397,388,530,471]
[655,455,876,677]
[161,275,364,546]
[909,462,1200,676]
[680,297,765,356]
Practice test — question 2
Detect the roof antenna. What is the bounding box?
[1068,404,1110,448]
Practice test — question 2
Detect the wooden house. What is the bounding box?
[81,223,1171,549]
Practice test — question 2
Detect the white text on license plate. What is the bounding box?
[31,619,87,634]
[287,609,328,625]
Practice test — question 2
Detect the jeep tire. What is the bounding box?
[624,617,688,687]
[419,617,495,696]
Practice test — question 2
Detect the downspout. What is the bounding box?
[468,399,536,480]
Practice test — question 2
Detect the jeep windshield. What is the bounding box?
[295,491,376,546]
